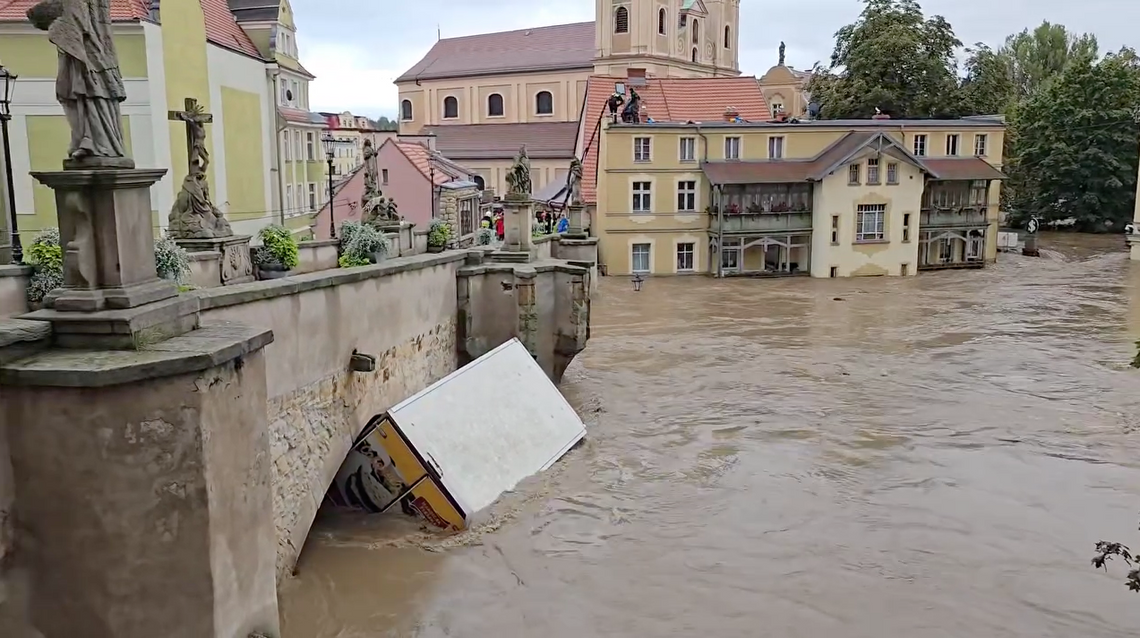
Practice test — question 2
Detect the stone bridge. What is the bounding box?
[0,235,596,637]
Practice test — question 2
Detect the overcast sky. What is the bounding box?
[294,0,1139,118]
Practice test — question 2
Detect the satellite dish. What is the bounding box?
[807,102,821,118]
[286,89,294,101]
[1026,218,1039,234]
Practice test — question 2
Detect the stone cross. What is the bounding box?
[169,97,213,175]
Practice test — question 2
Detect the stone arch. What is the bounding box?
[615,6,629,33]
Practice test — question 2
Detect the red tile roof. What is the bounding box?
[392,140,475,186]
[0,0,148,20]
[579,75,772,203]
[199,0,262,59]
[0,0,262,60]
[423,122,579,161]
[396,21,595,82]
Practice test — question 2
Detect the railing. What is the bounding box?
[711,210,813,234]
[920,207,987,228]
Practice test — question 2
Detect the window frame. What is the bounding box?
[724,136,741,160]
[615,6,630,34]
[855,204,887,243]
[631,242,651,273]
[487,93,505,118]
[767,135,784,159]
[676,180,696,211]
[443,96,459,119]
[676,242,695,272]
[679,137,696,162]
[945,133,960,156]
[400,99,413,122]
[632,181,652,213]
[847,163,860,185]
[886,162,898,185]
[866,157,880,184]
[308,182,316,210]
[658,8,667,35]
[973,133,988,157]
[912,134,927,156]
[633,137,651,162]
[535,91,554,116]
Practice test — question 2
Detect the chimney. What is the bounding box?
[627,67,647,87]
[871,107,890,120]
[723,106,739,122]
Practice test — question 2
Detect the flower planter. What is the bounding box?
[256,263,292,280]
[369,251,389,264]
[427,244,445,253]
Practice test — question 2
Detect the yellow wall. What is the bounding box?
[397,71,589,132]
[162,0,214,187]
[458,157,572,196]
[758,65,809,116]
[221,86,267,223]
[597,120,1006,277]
[0,33,147,79]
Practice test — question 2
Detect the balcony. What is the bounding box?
[922,180,990,228]
[712,210,814,234]
[920,207,987,228]
[712,183,814,235]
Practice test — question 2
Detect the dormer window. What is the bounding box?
[615,6,629,34]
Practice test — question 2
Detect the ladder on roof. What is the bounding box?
[556,102,609,211]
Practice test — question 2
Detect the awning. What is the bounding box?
[923,158,1005,181]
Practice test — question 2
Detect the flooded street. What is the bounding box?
[281,234,1140,637]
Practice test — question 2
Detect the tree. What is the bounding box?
[1001,22,1099,101]
[1005,50,1140,230]
[959,43,1017,116]
[373,116,399,131]
[807,0,962,119]
[1093,518,1140,593]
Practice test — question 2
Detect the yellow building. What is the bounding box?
[319,111,397,179]
[596,115,1006,277]
[758,63,812,117]
[0,0,327,243]
[393,0,744,198]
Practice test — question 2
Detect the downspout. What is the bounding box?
[271,70,286,226]
[697,125,722,277]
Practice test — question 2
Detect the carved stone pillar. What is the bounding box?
[491,196,534,263]
[175,236,255,286]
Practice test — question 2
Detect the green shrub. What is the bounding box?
[25,228,63,304]
[154,236,191,284]
[475,227,495,245]
[427,218,451,247]
[256,224,299,270]
[339,220,391,266]
[338,254,371,268]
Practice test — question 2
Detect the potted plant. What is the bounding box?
[24,228,63,310]
[338,220,391,267]
[154,235,194,291]
[475,227,495,246]
[254,224,299,279]
[427,218,450,253]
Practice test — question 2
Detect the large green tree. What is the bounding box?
[958,44,1017,116]
[807,0,962,119]
[1005,50,1140,231]
[1002,22,1099,101]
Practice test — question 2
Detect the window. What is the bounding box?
[658,8,667,35]
[886,162,898,184]
[282,131,291,161]
[724,136,741,160]
[473,175,485,190]
[308,183,316,209]
[692,47,698,63]
[615,6,629,33]
[460,197,476,236]
[724,25,731,48]
[285,185,292,213]
[400,100,413,121]
[900,263,909,276]
[970,179,988,205]
[721,248,739,270]
[973,133,988,156]
[866,157,880,184]
[902,213,911,242]
[771,102,784,114]
[443,96,458,119]
[279,78,288,105]
[676,180,696,211]
[632,181,652,212]
[535,91,553,115]
[913,134,927,156]
[768,136,784,159]
[945,134,959,156]
[293,131,302,160]
[634,137,651,162]
[631,243,650,273]
[830,266,838,278]
[382,169,389,185]
[306,132,314,160]
[856,204,886,242]
[676,243,695,272]
[679,137,696,162]
[692,19,699,44]
[487,93,504,117]
[831,215,840,244]
[291,80,298,105]
[847,163,860,185]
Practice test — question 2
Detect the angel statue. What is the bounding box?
[505,145,532,198]
[567,157,583,206]
[28,0,129,163]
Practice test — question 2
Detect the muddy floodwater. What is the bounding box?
[281,234,1140,637]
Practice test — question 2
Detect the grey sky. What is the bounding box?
[293,0,1140,117]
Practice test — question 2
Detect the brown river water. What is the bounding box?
[281,233,1140,638]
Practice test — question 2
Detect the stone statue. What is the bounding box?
[28,0,129,162]
[779,41,786,66]
[360,139,398,224]
[567,157,583,206]
[168,173,232,239]
[505,145,532,198]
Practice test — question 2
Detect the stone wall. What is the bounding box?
[438,186,479,243]
[0,266,30,319]
[193,252,467,577]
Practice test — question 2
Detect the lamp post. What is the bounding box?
[632,273,644,291]
[0,64,19,264]
[322,132,335,239]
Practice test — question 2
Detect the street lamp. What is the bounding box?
[0,64,19,263]
[322,132,335,239]
[632,273,644,291]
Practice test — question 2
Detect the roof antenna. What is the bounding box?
[437,24,441,40]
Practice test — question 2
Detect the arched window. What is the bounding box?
[615,6,629,33]
[487,93,504,117]
[724,25,731,48]
[535,91,554,115]
[443,96,458,119]
[691,48,698,63]
[473,175,486,190]
[692,19,699,44]
[400,99,413,121]
[658,8,667,35]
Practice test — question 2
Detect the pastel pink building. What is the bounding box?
[312,138,482,240]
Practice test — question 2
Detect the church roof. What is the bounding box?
[423,122,579,161]
[396,21,595,83]
[578,75,771,203]
[389,139,477,186]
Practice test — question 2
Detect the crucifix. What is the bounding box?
[168,97,213,176]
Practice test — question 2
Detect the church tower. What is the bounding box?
[594,0,742,78]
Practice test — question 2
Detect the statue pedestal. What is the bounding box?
[1127,233,1140,261]
[566,203,587,239]
[491,196,535,263]
[175,235,254,286]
